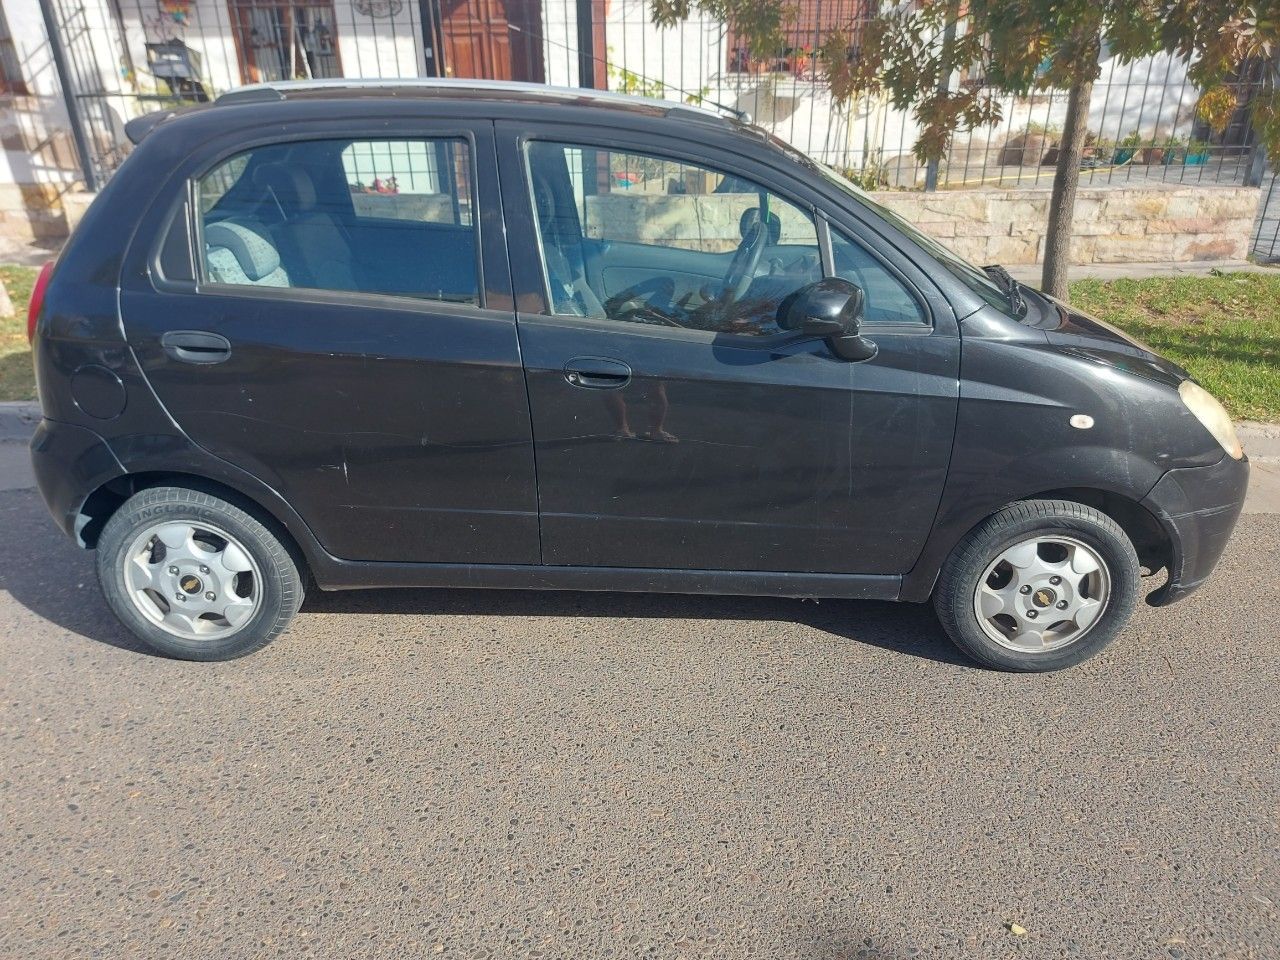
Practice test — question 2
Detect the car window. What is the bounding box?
[196,137,479,304]
[830,226,927,324]
[815,162,1016,318]
[341,140,473,226]
[525,140,821,337]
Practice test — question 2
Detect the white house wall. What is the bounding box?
[0,0,1234,195]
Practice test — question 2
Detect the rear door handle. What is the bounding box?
[564,357,631,390]
[161,330,232,365]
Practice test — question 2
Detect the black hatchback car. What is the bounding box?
[29,79,1248,670]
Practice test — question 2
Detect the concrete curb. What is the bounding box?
[0,401,40,442]
[1006,259,1277,284]
[1238,422,1280,462]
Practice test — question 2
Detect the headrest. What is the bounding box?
[205,220,281,281]
[254,163,317,214]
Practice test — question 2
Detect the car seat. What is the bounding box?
[254,163,358,291]
[204,220,290,287]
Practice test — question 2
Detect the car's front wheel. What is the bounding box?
[933,500,1140,671]
[96,486,304,660]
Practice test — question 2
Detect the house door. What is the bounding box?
[440,0,544,82]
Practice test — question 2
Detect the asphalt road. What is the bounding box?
[1,478,1278,958]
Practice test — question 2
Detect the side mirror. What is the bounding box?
[781,277,878,362]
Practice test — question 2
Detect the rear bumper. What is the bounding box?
[1141,453,1249,606]
[29,418,124,544]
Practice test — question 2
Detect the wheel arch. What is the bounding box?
[76,471,312,581]
[1024,487,1170,576]
[902,485,1172,602]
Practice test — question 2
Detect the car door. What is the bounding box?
[497,125,959,576]
[120,121,540,565]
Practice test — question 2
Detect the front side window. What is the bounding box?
[526,141,821,336]
[815,162,1015,318]
[196,137,478,304]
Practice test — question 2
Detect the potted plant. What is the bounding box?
[1113,131,1142,165]
[1144,134,1168,165]
[1185,138,1211,165]
[1160,134,1188,165]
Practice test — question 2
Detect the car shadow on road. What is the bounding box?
[302,581,971,667]
[0,488,969,667]
[0,489,159,656]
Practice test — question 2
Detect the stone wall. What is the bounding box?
[0,177,1259,268]
[871,184,1260,265]
[0,183,72,245]
[578,184,1258,265]
[583,192,816,254]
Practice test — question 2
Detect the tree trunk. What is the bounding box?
[1041,76,1093,300]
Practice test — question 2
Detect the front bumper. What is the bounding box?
[1140,452,1249,606]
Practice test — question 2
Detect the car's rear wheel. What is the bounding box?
[933,500,1140,671]
[96,486,303,660]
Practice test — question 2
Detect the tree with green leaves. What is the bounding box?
[650,0,1279,300]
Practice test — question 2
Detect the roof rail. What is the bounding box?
[213,78,740,120]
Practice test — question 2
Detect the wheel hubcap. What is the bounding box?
[972,536,1111,653]
[123,521,262,640]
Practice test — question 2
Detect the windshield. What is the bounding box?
[810,161,1020,318]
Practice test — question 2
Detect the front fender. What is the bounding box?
[899,335,1220,602]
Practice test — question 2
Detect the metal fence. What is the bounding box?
[1254,176,1280,262]
[37,0,1279,251]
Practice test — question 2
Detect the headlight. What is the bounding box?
[1179,380,1243,459]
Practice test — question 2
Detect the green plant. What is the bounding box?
[1024,121,1061,137]
[605,49,667,99]
[0,265,37,402]
[838,152,891,190]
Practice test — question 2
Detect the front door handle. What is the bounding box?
[564,357,631,390]
[161,330,232,365]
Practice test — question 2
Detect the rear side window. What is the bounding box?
[196,137,479,304]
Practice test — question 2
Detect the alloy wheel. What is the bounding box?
[122,520,262,640]
[972,536,1111,653]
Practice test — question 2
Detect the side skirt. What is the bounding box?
[311,558,902,601]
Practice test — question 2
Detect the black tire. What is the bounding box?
[933,499,1140,672]
[96,486,304,661]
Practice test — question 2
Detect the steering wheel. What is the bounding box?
[719,216,769,304]
[604,278,687,328]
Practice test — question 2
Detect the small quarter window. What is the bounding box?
[197,137,479,304]
[829,225,927,325]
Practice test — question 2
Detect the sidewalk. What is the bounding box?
[0,237,64,268]
[1006,259,1276,285]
